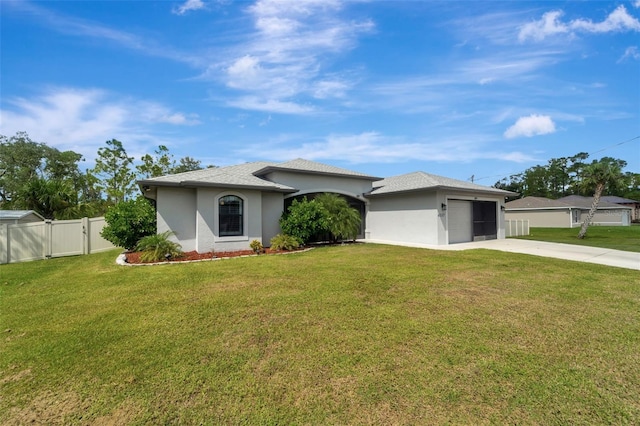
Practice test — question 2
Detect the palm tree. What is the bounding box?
[315,193,362,242]
[18,178,74,219]
[577,160,625,239]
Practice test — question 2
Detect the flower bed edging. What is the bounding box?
[115,247,314,266]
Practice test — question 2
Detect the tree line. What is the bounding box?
[493,152,640,201]
[493,152,638,238]
[2,131,637,241]
[0,132,205,219]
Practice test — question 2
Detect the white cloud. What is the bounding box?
[255,16,301,35]
[133,101,201,125]
[635,1,640,8]
[248,0,342,20]
[13,0,370,115]
[365,49,562,116]
[226,55,264,90]
[459,52,562,84]
[226,96,314,114]
[504,114,556,139]
[571,5,640,33]
[618,46,640,62]
[213,0,373,113]
[236,131,536,164]
[518,11,569,42]
[0,87,199,162]
[7,1,201,66]
[312,79,349,99]
[173,0,207,15]
[519,5,640,42]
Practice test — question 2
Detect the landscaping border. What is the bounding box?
[115,247,314,266]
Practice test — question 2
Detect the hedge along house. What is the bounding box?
[504,196,632,228]
[138,159,514,253]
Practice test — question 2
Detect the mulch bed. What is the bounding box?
[124,248,299,265]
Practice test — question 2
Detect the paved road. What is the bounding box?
[365,238,640,271]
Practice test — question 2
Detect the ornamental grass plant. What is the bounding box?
[134,231,183,262]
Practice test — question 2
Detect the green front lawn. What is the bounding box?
[514,226,640,252]
[1,245,639,424]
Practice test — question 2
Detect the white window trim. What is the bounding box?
[214,192,249,242]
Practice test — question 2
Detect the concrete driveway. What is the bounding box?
[442,239,640,271]
[365,238,640,271]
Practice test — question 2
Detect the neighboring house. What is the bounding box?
[139,159,514,253]
[505,196,632,228]
[600,195,640,221]
[0,210,45,225]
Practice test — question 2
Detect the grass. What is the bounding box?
[1,244,639,424]
[514,225,640,252]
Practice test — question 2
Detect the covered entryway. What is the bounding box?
[448,200,497,243]
[284,192,366,240]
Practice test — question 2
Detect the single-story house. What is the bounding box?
[505,196,632,228]
[600,195,640,221]
[0,210,45,225]
[138,159,514,253]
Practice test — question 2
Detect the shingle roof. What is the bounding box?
[557,195,630,209]
[368,171,514,196]
[506,196,631,210]
[506,197,572,209]
[254,158,381,180]
[600,196,639,204]
[139,158,514,197]
[139,161,297,192]
[0,210,45,220]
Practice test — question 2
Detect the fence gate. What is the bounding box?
[0,217,115,264]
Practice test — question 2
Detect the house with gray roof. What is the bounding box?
[599,196,639,221]
[139,159,514,252]
[505,196,632,228]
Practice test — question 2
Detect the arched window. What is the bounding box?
[219,195,243,237]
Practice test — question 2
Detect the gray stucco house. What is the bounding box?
[505,196,632,228]
[139,159,514,253]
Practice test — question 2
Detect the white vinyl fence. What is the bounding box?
[505,219,530,237]
[0,217,115,264]
[504,219,529,237]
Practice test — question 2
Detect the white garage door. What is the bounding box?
[448,200,473,244]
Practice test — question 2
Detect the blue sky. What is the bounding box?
[1,0,639,184]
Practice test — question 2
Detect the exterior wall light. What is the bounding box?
[441,203,447,211]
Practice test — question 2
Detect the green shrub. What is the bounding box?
[269,234,300,251]
[101,196,156,250]
[279,197,327,244]
[315,193,361,242]
[279,194,362,244]
[250,239,264,253]
[135,231,183,263]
